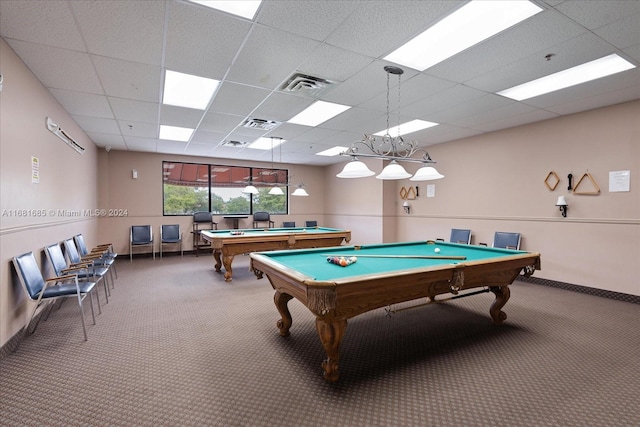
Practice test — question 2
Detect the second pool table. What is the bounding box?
[250,240,541,381]
[200,227,351,281]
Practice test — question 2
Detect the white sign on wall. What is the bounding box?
[31,156,39,184]
[608,170,630,192]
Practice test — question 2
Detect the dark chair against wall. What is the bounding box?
[282,221,296,228]
[46,242,107,308]
[450,229,472,244]
[253,212,274,228]
[305,220,317,228]
[74,233,117,283]
[63,238,113,295]
[493,232,521,250]
[160,224,183,258]
[192,212,216,256]
[12,251,97,344]
[130,225,154,261]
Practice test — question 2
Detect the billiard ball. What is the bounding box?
[434,248,441,253]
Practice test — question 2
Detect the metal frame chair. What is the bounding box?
[493,232,521,250]
[12,251,97,344]
[130,225,154,261]
[45,242,107,308]
[305,220,317,227]
[74,233,117,282]
[63,238,112,296]
[160,224,183,258]
[450,229,472,244]
[253,212,274,228]
[282,221,296,228]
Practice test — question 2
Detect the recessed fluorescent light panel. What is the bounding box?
[384,0,543,71]
[498,54,636,101]
[247,137,286,150]
[373,119,438,137]
[188,1,262,19]
[163,70,219,110]
[316,146,349,156]
[288,101,351,127]
[159,125,194,142]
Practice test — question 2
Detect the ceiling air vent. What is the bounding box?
[280,73,335,97]
[222,140,248,147]
[241,118,281,130]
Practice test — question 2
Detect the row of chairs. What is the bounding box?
[283,220,317,228]
[130,224,183,261]
[11,234,118,345]
[440,229,521,250]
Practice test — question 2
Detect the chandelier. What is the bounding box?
[336,66,444,181]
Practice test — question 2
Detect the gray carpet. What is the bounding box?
[1,254,638,426]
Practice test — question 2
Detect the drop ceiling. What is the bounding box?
[1,0,638,166]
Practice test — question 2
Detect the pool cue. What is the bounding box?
[321,254,467,260]
[386,288,491,315]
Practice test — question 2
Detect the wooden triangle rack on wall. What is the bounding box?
[573,172,600,195]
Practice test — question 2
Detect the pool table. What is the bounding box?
[200,227,351,282]
[250,240,541,381]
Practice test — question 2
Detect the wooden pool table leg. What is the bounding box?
[489,285,510,324]
[213,250,222,273]
[316,317,347,382]
[274,291,293,336]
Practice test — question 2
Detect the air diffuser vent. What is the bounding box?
[222,140,248,147]
[241,118,281,130]
[281,73,335,96]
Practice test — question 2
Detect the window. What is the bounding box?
[163,162,288,215]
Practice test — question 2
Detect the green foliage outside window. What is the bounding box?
[163,162,288,216]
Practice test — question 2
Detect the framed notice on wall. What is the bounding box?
[31,156,39,184]
[609,170,630,192]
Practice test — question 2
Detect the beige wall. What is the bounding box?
[96,150,326,256]
[324,101,640,296]
[0,39,100,346]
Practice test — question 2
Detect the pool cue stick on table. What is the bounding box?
[321,254,467,260]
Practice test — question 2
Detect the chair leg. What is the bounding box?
[75,291,88,341]
[87,292,96,326]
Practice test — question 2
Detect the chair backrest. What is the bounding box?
[450,229,471,244]
[254,211,270,221]
[193,211,212,223]
[73,234,90,256]
[493,232,521,250]
[161,224,180,241]
[305,220,317,227]
[283,222,295,228]
[63,238,82,264]
[45,243,68,277]
[12,252,46,300]
[131,225,152,244]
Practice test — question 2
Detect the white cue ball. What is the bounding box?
[434,248,441,253]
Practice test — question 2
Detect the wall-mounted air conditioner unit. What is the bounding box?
[46,117,85,154]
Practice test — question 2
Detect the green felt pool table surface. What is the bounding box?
[259,240,529,281]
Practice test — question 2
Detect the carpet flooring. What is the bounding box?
[0,253,638,426]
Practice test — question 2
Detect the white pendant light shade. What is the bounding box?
[292,186,309,196]
[242,185,259,194]
[336,159,375,178]
[268,187,284,195]
[376,160,411,180]
[410,165,444,181]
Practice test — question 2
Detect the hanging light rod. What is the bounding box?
[337,66,443,181]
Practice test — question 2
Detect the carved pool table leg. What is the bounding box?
[489,285,510,324]
[316,317,347,382]
[274,291,293,337]
[222,254,235,282]
[213,250,222,273]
